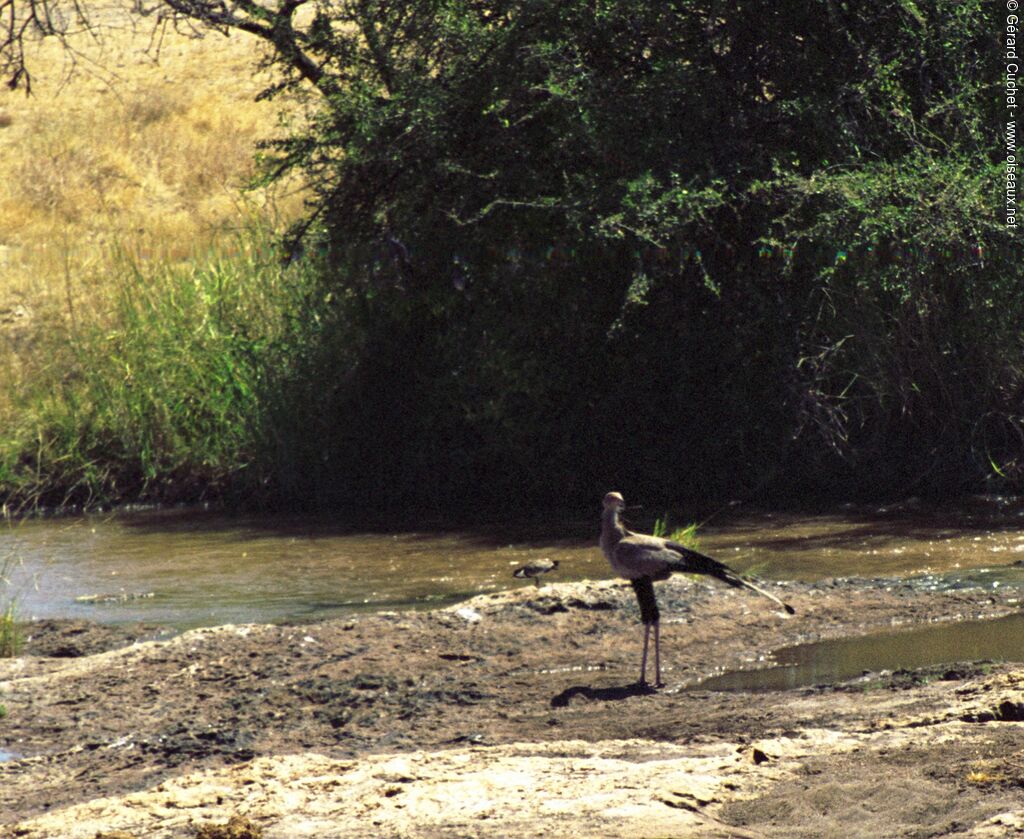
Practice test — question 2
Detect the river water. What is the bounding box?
[695,611,1024,691]
[3,496,1024,629]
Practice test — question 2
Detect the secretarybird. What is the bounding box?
[600,491,795,687]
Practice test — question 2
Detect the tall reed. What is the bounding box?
[0,232,323,511]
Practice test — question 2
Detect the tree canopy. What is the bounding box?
[4,0,1021,513]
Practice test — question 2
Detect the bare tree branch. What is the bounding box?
[1,0,335,93]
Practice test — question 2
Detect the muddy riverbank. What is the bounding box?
[4,577,1024,837]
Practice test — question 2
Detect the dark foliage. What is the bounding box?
[4,0,1021,514]
[247,0,1020,513]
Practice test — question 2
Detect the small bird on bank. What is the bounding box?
[600,491,795,688]
[513,558,560,587]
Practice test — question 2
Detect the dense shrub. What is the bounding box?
[2,0,1020,514]
[252,0,1020,512]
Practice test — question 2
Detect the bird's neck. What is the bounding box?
[599,507,626,555]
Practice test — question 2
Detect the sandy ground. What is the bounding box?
[3,576,1024,837]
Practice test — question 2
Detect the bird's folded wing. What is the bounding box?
[663,541,748,588]
[612,537,680,578]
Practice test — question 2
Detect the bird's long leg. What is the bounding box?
[639,622,651,685]
[631,577,660,688]
[654,620,663,688]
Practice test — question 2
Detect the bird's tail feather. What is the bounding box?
[667,544,796,615]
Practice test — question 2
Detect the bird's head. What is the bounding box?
[602,492,625,512]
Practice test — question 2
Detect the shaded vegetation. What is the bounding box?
[0,0,1021,515]
[255,0,1020,512]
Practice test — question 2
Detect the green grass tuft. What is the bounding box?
[652,514,703,551]
[668,521,702,551]
[0,555,20,657]
[0,601,19,658]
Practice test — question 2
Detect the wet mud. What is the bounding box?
[4,576,1024,837]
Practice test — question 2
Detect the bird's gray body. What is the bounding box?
[513,558,560,586]
[601,494,792,608]
[601,502,749,589]
[599,491,794,686]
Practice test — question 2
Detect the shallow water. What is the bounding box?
[1,510,602,628]
[2,496,1024,629]
[695,612,1024,692]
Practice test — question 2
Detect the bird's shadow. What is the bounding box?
[550,682,657,708]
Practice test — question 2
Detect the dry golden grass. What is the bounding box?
[0,1,305,405]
